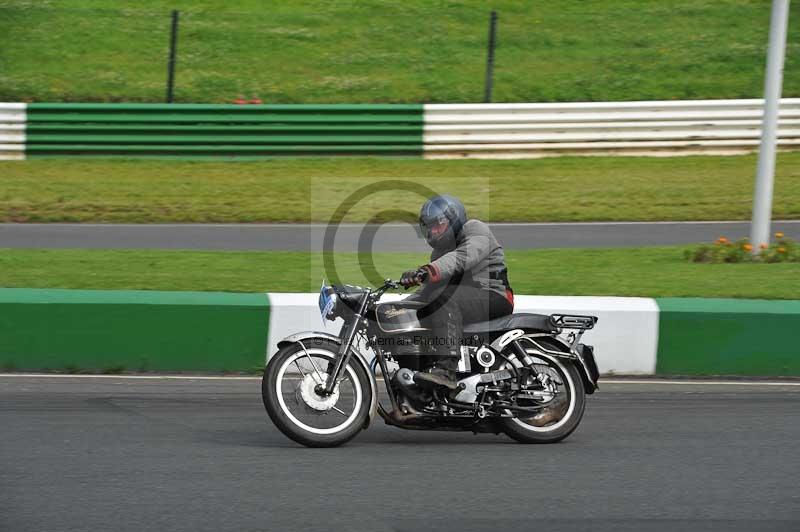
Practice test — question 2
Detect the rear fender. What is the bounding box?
[519,334,598,394]
[275,331,378,426]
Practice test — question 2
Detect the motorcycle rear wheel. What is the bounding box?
[262,339,372,448]
[501,354,586,444]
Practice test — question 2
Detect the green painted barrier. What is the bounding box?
[656,298,800,376]
[3,288,797,376]
[0,289,269,372]
[25,103,424,157]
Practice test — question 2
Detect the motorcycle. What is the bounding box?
[262,277,600,447]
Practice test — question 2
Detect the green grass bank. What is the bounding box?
[1,1,799,103]
[2,153,800,223]
[1,247,798,300]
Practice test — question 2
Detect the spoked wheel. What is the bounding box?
[501,352,585,443]
[262,339,372,447]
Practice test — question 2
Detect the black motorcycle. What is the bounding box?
[262,278,600,447]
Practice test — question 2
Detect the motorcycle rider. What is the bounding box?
[400,194,514,389]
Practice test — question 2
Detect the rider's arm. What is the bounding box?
[404,267,433,301]
[404,286,429,302]
[423,227,493,283]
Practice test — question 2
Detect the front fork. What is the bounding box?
[319,320,359,394]
[319,292,371,395]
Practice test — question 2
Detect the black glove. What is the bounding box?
[400,268,425,288]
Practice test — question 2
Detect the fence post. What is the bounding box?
[166,10,180,103]
[484,10,498,103]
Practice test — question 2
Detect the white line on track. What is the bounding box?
[1,374,799,386]
[601,379,800,386]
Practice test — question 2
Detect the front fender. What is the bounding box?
[275,331,378,427]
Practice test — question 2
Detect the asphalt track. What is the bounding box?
[1,220,799,251]
[1,375,798,532]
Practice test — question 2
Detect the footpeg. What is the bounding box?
[480,368,513,384]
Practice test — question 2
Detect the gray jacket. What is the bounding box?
[410,219,511,301]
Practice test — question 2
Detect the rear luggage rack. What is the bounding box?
[550,314,598,330]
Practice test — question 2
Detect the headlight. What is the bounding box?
[318,284,337,321]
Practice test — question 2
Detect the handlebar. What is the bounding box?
[377,269,428,293]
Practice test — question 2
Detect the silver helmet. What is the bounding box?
[418,194,467,249]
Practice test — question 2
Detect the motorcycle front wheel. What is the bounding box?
[262,339,372,448]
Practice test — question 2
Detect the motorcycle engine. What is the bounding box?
[390,367,432,409]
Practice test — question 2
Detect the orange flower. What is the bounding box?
[775,232,784,239]
[742,244,753,251]
[759,243,769,250]
[717,236,729,244]
[778,247,786,253]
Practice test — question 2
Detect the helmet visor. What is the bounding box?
[419,216,449,242]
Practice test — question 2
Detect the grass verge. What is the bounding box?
[1,247,797,299]
[2,153,800,223]
[1,1,799,103]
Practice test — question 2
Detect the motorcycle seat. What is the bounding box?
[463,313,557,334]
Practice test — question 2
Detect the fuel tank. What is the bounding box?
[374,301,431,334]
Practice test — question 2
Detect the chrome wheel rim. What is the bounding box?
[275,349,362,435]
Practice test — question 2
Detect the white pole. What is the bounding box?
[751,0,790,252]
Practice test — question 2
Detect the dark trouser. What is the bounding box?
[417,283,513,367]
